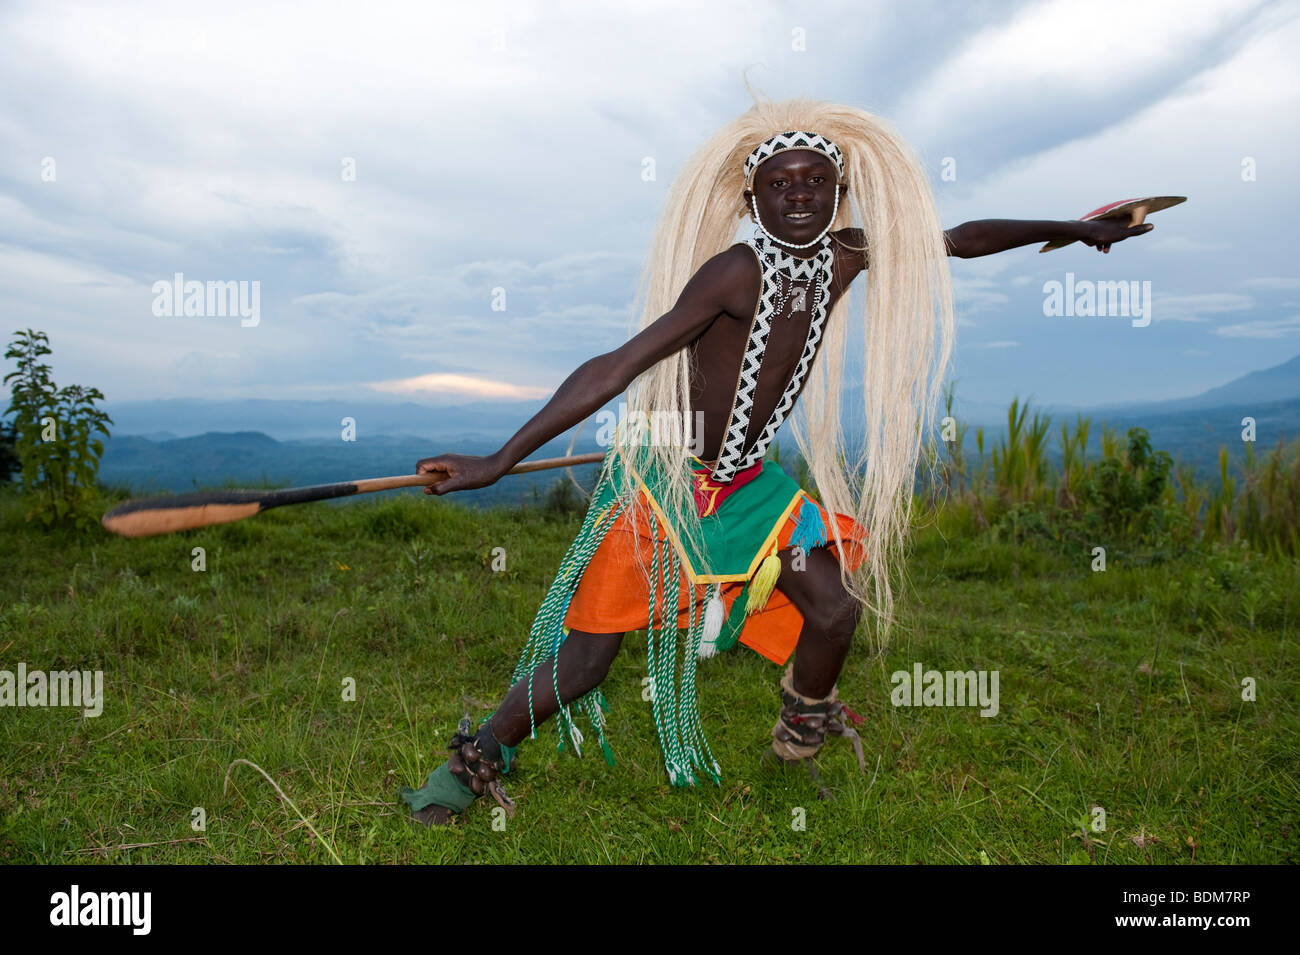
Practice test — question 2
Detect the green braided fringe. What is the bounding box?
[505,447,722,787]
[645,512,722,787]
[509,453,627,768]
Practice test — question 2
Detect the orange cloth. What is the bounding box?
[562,490,868,666]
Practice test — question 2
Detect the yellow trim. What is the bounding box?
[624,456,708,582]
[747,489,806,576]
[623,450,805,586]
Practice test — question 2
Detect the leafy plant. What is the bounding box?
[1079,427,1173,541]
[3,328,113,529]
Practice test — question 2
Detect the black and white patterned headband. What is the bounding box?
[743,130,845,188]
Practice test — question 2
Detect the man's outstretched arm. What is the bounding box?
[417,248,749,494]
[944,218,1154,257]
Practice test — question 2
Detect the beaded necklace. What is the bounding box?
[709,231,834,484]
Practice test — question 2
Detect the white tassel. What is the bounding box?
[566,716,585,756]
[698,584,725,658]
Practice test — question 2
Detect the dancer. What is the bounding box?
[400,95,1152,824]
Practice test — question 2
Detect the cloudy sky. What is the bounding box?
[2,0,1297,421]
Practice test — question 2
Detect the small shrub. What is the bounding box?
[3,328,112,530]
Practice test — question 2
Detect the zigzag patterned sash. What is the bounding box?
[710,233,834,483]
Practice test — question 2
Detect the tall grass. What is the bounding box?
[906,392,1300,558]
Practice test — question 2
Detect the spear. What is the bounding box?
[100,452,606,538]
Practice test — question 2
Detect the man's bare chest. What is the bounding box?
[691,261,855,395]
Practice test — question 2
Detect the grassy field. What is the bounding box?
[1,481,1296,864]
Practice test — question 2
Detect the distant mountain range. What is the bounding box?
[1094,353,1300,414]
[103,354,1300,440]
[88,353,1299,503]
[832,353,1300,430]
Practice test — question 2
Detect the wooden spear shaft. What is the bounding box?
[100,451,606,539]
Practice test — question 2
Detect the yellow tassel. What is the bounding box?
[745,553,782,614]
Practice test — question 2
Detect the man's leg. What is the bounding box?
[776,545,863,697]
[409,628,625,826]
[487,629,626,746]
[765,545,867,773]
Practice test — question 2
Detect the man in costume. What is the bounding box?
[401,97,1153,824]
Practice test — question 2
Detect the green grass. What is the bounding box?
[1,484,1296,864]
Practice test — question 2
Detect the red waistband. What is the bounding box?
[689,456,765,517]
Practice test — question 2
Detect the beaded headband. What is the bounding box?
[743,130,845,189]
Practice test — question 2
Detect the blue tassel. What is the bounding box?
[788,495,827,554]
[557,589,576,640]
